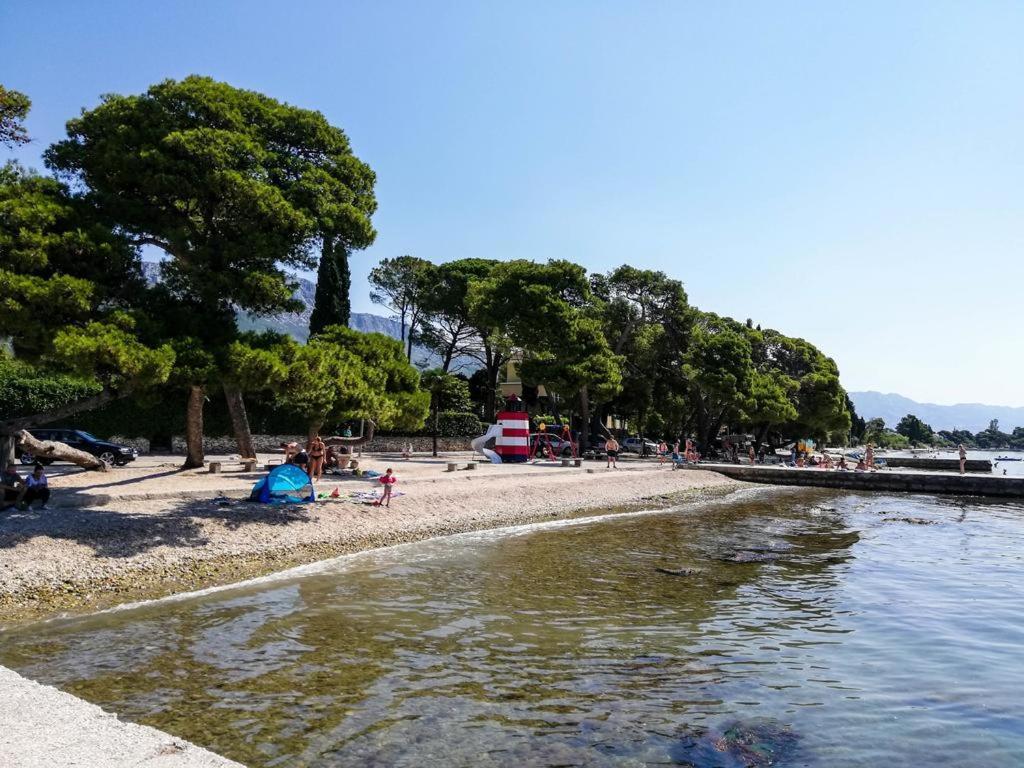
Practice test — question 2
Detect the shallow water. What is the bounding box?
[2,488,1023,767]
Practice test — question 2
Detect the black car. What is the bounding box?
[20,428,139,466]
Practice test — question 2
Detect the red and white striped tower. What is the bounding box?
[494,410,530,463]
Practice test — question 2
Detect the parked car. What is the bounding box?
[622,437,659,455]
[19,428,138,466]
[529,433,575,457]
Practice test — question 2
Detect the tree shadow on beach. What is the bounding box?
[0,497,317,559]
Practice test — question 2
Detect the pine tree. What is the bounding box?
[310,238,351,337]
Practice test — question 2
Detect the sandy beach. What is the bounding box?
[0,453,740,622]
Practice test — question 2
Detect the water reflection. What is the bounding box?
[2,488,1023,767]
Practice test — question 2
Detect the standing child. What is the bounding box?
[657,440,668,466]
[378,467,397,507]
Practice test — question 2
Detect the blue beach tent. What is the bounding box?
[249,463,315,504]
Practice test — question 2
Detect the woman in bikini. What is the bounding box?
[307,434,326,481]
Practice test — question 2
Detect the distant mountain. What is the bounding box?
[849,391,1024,433]
[142,262,445,368]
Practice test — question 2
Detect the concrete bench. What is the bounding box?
[447,462,458,472]
[264,460,282,471]
[465,461,478,470]
[208,462,222,474]
[242,460,258,472]
[561,458,572,467]
[574,458,583,467]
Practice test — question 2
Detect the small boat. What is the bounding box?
[994,456,1022,462]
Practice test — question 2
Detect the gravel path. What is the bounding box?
[0,457,739,621]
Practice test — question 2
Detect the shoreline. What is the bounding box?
[0,461,741,625]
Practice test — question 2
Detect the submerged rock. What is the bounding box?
[719,551,783,563]
[671,718,800,767]
[656,566,702,577]
[883,517,938,525]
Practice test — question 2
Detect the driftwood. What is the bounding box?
[323,420,376,452]
[16,430,109,472]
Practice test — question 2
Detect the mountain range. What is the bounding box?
[848,391,1024,433]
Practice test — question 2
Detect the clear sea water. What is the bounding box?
[2,487,1023,767]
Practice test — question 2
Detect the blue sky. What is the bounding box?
[4,1,1023,406]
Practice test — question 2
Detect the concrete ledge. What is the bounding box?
[0,665,242,767]
[690,463,1024,498]
[882,457,991,473]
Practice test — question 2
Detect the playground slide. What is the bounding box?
[471,423,504,463]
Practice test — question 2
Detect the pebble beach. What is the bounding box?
[0,455,740,622]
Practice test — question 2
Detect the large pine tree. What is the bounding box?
[309,238,351,337]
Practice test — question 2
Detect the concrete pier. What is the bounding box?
[881,457,992,473]
[688,463,1024,498]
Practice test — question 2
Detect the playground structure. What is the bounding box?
[471,407,579,465]
[529,423,578,462]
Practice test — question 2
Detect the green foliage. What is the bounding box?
[0,86,31,148]
[0,355,101,421]
[309,239,351,336]
[419,369,473,413]
[46,75,377,328]
[368,255,435,358]
[896,413,936,445]
[229,326,429,432]
[427,411,483,437]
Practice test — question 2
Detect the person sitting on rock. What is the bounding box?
[1,464,26,510]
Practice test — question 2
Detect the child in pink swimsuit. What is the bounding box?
[378,468,396,507]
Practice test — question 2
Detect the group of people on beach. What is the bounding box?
[1,462,50,511]
[279,433,357,482]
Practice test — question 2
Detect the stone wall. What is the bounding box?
[168,434,474,455]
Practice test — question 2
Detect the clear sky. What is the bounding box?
[4,1,1023,406]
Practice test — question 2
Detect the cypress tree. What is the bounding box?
[309,238,351,336]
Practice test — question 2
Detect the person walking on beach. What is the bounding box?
[605,436,620,469]
[958,443,967,475]
[307,435,326,481]
[377,467,396,506]
[657,440,668,466]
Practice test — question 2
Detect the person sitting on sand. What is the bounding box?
[24,463,50,509]
[401,442,413,460]
[1,464,26,510]
[307,434,326,481]
[280,441,299,464]
[822,454,834,470]
[605,436,620,469]
[377,467,396,507]
[855,458,867,471]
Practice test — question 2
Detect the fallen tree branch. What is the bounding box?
[16,430,109,472]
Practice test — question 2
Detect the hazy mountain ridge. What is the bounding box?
[849,391,1024,433]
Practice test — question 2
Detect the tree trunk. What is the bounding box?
[16,430,109,472]
[182,385,206,469]
[307,420,323,445]
[223,383,256,459]
[579,386,591,453]
[0,433,16,473]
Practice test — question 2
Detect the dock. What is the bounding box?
[688,463,1024,498]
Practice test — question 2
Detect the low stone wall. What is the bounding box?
[169,434,473,455]
[108,436,151,454]
[690,463,1024,498]
[883,457,992,473]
